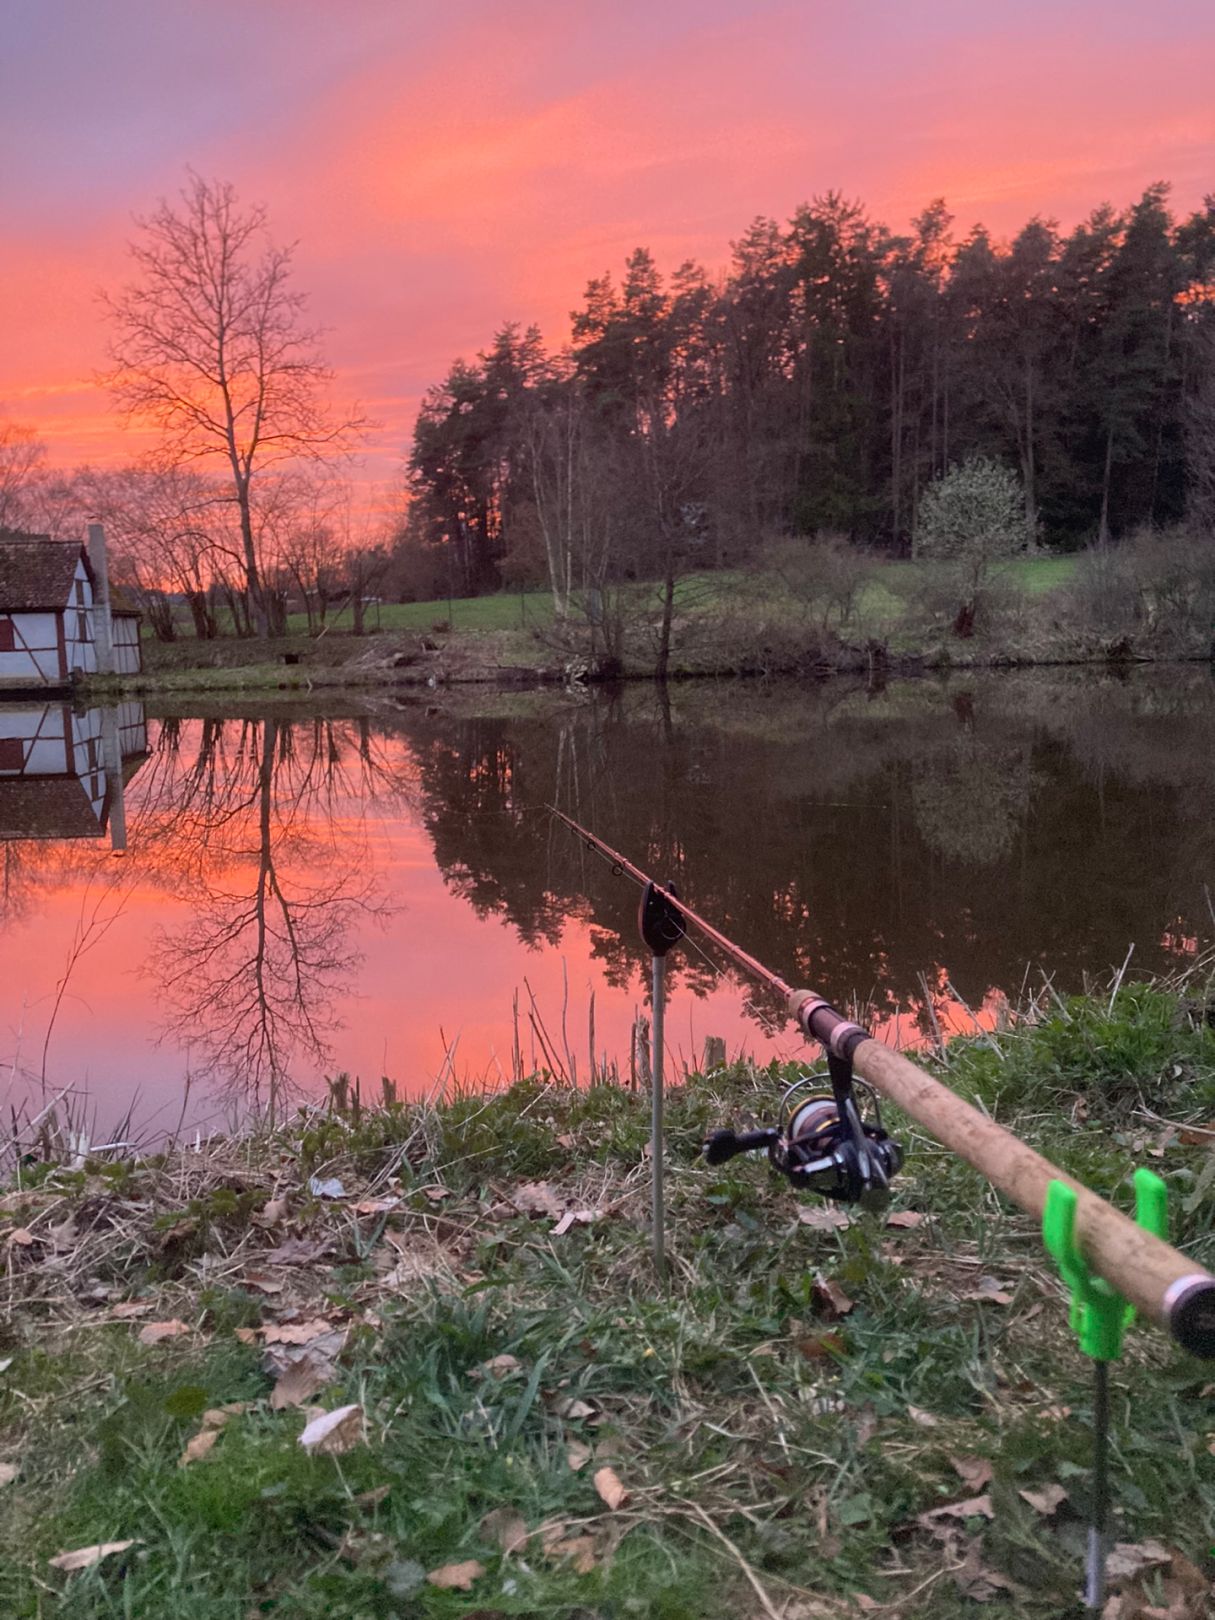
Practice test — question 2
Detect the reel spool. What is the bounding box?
[704,1067,903,1208]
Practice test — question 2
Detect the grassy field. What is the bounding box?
[221,555,1083,643]
[293,591,558,638]
[1,977,1212,1618]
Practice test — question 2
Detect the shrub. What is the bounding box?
[1061,525,1215,655]
[753,532,872,636]
[914,458,1032,636]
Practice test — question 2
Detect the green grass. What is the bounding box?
[149,554,1080,651]
[283,590,558,639]
[4,982,1212,1616]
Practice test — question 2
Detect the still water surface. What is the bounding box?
[2,669,1212,1138]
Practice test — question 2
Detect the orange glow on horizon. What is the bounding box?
[2,4,1211,501]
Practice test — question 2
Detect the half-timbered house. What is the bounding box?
[0,532,141,691]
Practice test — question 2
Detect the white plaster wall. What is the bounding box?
[113,617,142,674]
[64,617,97,674]
[0,612,62,683]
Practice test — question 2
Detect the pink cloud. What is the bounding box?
[2,1,1211,491]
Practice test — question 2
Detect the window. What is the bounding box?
[77,613,88,642]
[0,618,14,652]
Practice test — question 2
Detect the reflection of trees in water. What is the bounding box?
[911,740,1037,865]
[132,713,409,1106]
[6,672,1212,1102]
[404,672,1215,1030]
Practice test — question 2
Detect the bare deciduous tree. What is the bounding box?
[0,421,47,532]
[101,174,366,634]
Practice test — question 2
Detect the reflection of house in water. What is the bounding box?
[0,703,148,850]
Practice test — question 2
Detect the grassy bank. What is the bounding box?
[2,981,1214,1617]
[84,554,1189,700]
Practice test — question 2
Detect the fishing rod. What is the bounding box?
[551,807,1215,1360]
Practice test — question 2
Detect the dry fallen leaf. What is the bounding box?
[178,1404,248,1467]
[178,1428,220,1468]
[966,1278,1014,1306]
[885,1210,926,1230]
[205,1403,250,1424]
[907,1405,941,1428]
[108,1300,152,1320]
[552,1396,597,1420]
[49,1540,141,1572]
[548,1534,597,1574]
[234,1327,258,1345]
[262,1328,347,1387]
[7,1228,36,1247]
[480,1506,528,1554]
[950,1455,994,1492]
[593,1465,629,1510]
[426,1559,485,1591]
[299,1403,365,1456]
[1018,1483,1068,1516]
[271,1350,337,1410]
[797,1205,851,1231]
[952,1536,1021,1602]
[916,1494,995,1530]
[242,1272,285,1296]
[1105,1540,1173,1581]
[138,1319,190,1346]
[253,1196,288,1227]
[512,1182,566,1219]
[566,1441,592,1472]
[551,1209,597,1236]
[264,1238,331,1266]
[470,1353,522,1379]
[0,1461,18,1487]
[813,1277,855,1319]
[354,1196,400,1215]
[262,1319,335,1346]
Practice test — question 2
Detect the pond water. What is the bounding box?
[2,668,1212,1142]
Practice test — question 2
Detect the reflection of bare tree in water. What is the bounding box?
[143,715,403,1107]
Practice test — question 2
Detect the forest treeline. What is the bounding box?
[405,184,1215,602]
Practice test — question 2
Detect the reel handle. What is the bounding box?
[703,1128,778,1166]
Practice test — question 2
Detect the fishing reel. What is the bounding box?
[703,1055,903,1209]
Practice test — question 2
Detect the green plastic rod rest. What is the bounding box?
[1043,1168,1168,1362]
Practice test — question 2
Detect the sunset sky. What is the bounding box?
[3,0,1212,503]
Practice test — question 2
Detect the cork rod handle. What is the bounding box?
[788,991,1215,1358]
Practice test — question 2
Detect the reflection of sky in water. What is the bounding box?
[1,670,1212,1141]
[1,818,813,1137]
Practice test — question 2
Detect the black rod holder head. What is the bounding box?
[640,880,686,958]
